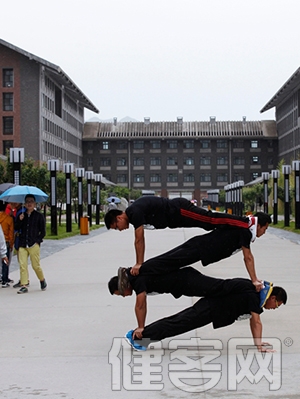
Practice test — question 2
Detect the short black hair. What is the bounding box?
[254,212,272,226]
[108,276,118,295]
[104,209,123,229]
[272,286,287,304]
[25,194,36,202]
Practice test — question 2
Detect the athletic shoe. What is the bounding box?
[124,330,147,351]
[118,267,129,295]
[2,282,10,288]
[13,280,30,288]
[17,286,28,294]
[40,279,47,291]
[260,281,273,307]
[7,278,14,284]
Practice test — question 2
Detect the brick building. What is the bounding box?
[0,39,98,167]
[261,67,300,164]
[83,118,278,201]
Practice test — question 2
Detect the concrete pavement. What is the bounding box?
[0,225,299,398]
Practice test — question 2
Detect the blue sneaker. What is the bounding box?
[124,330,147,351]
[259,281,273,307]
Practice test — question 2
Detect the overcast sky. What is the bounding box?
[2,0,300,122]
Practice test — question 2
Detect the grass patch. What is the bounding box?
[271,220,300,234]
[45,222,103,239]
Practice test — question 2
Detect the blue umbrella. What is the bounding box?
[0,185,48,203]
[107,196,121,203]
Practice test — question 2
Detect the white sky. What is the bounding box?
[2,0,300,122]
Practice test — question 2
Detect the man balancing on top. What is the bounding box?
[105,196,254,273]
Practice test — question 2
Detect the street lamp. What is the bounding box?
[85,171,94,227]
[63,163,74,233]
[94,174,102,225]
[292,161,300,229]
[282,165,291,227]
[47,159,59,236]
[271,169,279,225]
[261,172,270,214]
[238,180,244,216]
[10,148,24,185]
[75,168,85,228]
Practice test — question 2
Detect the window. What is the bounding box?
[87,142,94,150]
[167,140,177,149]
[3,117,13,134]
[134,174,144,183]
[133,140,144,149]
[117,141,127,149]
[217,173,228,182]
[200,173,211,182]
[268,157,273,165]
[217,156,228,165]
[167,173,178,182]
[117,174,127,183]
[150,174,161,182]
[267,140,273,148]
[234,173,244,181]
[87,158,93,167]
[117,157,127,166]
[233,140,244,148]
[102,141,110,150]
[200,140,211,149]
[54,86,62,117]
[183,140,194,149]
[150,157,161,166]
[252,172,259,180]
[200,156,211,165]
[251,156,260,164]
[2,68,13,87]
[167,157,177,166]
[234,157,245,165]
[3,140,13,155]
[3,93,13,111]
[100,158,111,166]
[216,140,227,149]
[250,140,259,148]
[133,157,144,166]
[150,140,161,149]
[184,157,194,166]
[103,174,111,181]
[184,173,195,182]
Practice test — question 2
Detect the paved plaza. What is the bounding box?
[0,225,299,398]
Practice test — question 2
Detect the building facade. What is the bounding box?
[261,67,300,164]
[0,39,98,167]
[83,118,278,200]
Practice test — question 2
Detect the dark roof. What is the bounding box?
[0,38,99,113]
[260,67,300,113]
[83,120,277,139]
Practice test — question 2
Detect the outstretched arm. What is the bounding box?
[242,246,263,292]
[135,292,147,331]
[131,226,145,275]
[250,312,274,352]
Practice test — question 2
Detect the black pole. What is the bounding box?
[86,172,93,227]
[271,170,279,225]
[50,169,58,236]
[293,161,300,229]
[282,165,291,227]
[262,173,269,214]
[66,172,72,232]
[78,176,83,228]
[94,174,102,225]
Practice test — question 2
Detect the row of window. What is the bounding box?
[100,172,260,184]
[96,155,272,167]
[94,139,273,150]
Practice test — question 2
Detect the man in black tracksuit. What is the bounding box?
[104,196,251,273]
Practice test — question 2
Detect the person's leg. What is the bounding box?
[2,260,8,284]
[142,298,212,341]
[18,247,29,285]
[175,198,249,230]
[140,235,205,276]
[28,244,45,282]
